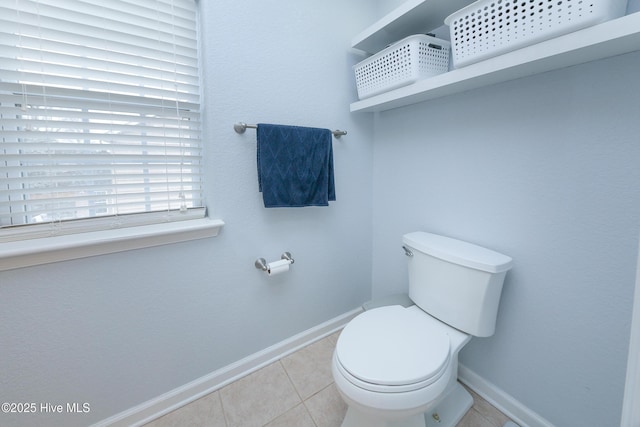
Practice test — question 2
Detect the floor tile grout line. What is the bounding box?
[300,399,320,427]
[304,381,336,403]
[301,381,338,427]
[279,359,305,403]
[216,387,231,427]
[277,358,323,427]
[256,360,306,427]
[279,340,332,427]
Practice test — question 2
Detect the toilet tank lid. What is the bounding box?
[403,232,513,273]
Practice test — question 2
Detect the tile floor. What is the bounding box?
[145,331,513,427]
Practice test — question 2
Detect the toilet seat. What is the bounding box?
[335,305,451,393]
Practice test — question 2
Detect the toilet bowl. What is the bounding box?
[332,232,513,427]
[332,305,470,427]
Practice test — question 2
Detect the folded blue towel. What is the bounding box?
[257,123,335,208]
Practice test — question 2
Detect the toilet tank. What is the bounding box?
[402,232,513,337]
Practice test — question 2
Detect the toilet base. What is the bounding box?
[424,382,473,427]
[341,408,427,427]
[339,382,473,427]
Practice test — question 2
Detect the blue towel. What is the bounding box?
[257,123,335,208]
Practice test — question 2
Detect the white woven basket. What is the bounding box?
[354,34,450,100]
[445,0,628,68]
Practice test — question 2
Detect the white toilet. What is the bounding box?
[332,231,513,427]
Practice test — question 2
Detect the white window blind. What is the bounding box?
[0,0,204,242]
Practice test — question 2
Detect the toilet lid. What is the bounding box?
[336,306,450,387]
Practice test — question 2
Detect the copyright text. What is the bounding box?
[2,402,90,414]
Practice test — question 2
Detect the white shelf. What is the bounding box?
[351,0,474,54]
[350,12,640,113]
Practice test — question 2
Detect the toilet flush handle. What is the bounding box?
[402,246,413,257]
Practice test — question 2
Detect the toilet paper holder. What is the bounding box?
[255,252,294,271]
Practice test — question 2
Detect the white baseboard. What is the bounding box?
[458,364,555,427]
[93,307,363,427]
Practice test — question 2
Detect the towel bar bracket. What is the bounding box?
[234,122,252,134]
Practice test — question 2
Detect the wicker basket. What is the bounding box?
[354,34,450,100]
[445,0,628,68]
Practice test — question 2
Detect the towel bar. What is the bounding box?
[234,122,347,138]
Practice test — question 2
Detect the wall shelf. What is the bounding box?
[351,0,474,54]
[350,12,640,113]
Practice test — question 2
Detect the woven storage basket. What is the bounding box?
[445,0,628,68]
[354,34,450,100]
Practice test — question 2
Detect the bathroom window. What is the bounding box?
[0,0,204,242]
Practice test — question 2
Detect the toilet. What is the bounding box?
[332,232,513,427]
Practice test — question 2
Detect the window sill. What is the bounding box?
[0,218,224,272]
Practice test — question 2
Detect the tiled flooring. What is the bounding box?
[145,331,513,427]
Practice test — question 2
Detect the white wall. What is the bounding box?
[0,1,375,426]
[371,51,640,426]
